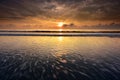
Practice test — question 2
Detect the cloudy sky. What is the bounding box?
[0,0,120,29]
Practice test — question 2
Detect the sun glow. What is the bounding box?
[58,22,64,27]
[59,29,63,31]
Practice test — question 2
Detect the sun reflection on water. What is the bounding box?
[58,37,63,41]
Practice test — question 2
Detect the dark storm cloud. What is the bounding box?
[0,0,120,21]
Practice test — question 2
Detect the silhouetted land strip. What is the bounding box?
[0,30,120,33]
[0,30,120,37]
[0,33,120,37]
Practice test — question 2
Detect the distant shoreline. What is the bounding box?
[0,30,120,33]
[0,33,120,37]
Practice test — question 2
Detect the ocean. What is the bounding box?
[0,30,120,80]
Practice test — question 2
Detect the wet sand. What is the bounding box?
[0,36,120,80]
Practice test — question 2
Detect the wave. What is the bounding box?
[0,33,120,37]
[0,30,120,37]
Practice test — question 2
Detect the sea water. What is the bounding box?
[0,36,120,80]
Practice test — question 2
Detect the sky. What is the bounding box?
[0,0,120,29]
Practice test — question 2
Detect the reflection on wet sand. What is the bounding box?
[0,36,120,80]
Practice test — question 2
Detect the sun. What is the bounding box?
[58,22,64,27]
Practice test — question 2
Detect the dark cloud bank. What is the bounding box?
[0,0,120,22]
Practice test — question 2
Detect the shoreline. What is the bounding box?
[0,33,120,37]
[0,30,120,33]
